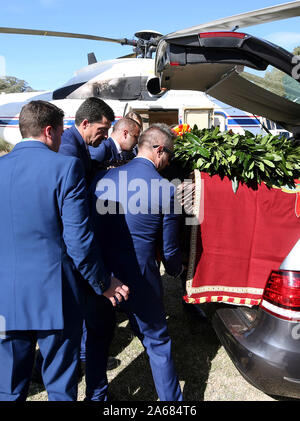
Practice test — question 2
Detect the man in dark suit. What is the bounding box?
[89,117,140,168]
[59,97,115,186]
[90,123,183,401]
[0,100,129,401]
[56,97,119,398]
[59,97,114,364]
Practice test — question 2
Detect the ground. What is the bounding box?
[27,268,276,401]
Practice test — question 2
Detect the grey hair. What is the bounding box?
[138,123,176,150]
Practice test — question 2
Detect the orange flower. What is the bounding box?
[172,124,191,137]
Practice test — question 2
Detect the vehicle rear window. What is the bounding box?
[241,66,300,105]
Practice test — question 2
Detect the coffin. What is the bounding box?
[182,171,300,306]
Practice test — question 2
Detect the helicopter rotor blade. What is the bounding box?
[166,1,300,38]
[0,26,135,45]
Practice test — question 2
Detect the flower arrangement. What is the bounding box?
[173,125,300,191]
[172,124,191,137]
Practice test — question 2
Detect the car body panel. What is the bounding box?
[212,238,300,399]
[213,306,300,399]
[155,26,300,399]
[206,70,300,132]
[280,239,300,271]
[155,32,300,133]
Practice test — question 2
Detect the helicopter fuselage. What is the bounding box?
[0,58,283,146]
[53,58,160,101]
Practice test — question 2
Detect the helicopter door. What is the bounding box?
[213,112,227,132]
[132,109,179,129]
[184,108,213,129]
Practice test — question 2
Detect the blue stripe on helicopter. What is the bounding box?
[63,119,75,126]
[227,118,260,126]
[0,119,19,126]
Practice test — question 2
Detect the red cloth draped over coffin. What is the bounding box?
[183,171,300,306]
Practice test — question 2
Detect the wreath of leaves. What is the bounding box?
[174,126,300,190]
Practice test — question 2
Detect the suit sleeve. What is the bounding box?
[89,142,109,162]
[161,186,183,277]
[59,141,80,159]
[62,158,111,294]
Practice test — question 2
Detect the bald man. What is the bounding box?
[89,117,141,168]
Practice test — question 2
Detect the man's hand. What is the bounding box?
[102,276,130,307]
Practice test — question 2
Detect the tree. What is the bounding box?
[241,70,285,97]
[241,46,300,103]
[293,46,300,56]
[0,76,34,93]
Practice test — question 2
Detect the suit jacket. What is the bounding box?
[90,157,182,301]
[59,125,93,186]
[0,141,110,331]
[89,137,121,165]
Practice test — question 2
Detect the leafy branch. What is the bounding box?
[174,126,300,190]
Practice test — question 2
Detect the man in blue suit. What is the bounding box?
[59,97,115,186]
[56,97,119,397]
[89,117,140,168]
[90,123,183,401]
[0,100,129,401]
[58,97,115,370]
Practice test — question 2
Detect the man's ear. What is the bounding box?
[44,125,52,139]
[81,119,90,130]
[157,145,164,157]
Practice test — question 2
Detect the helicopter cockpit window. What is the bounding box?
[53,82,86,100]
[54,75,165,101]
[92,77,143,100]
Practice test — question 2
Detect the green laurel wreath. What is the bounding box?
[174,126,300,191]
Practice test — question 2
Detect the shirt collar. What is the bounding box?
[22,138,43,143]
[111,137,122,154]
[134,156,156,168]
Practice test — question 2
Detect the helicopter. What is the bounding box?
[0,1,300,145]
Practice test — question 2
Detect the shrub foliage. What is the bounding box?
[174,126,300,190]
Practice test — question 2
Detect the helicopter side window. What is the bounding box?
[92,77,144,101]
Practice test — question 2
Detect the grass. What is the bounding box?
[27,267,276,401]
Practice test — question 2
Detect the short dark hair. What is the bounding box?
[75,97,115,126]
[19,100,64,138]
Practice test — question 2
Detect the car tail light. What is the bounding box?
[260,270,300,321]
[199,32,246,39]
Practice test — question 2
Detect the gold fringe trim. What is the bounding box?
[189,285,264,295]
[184,295,261,306]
